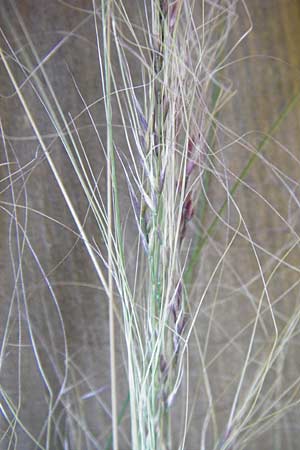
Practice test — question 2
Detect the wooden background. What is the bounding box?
[1,1,300,449]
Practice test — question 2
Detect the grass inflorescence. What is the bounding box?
[1,1,300,449]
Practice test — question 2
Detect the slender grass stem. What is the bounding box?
[185,90,300,286]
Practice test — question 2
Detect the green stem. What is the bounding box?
[104,393,130,450]
[184,90,300,286]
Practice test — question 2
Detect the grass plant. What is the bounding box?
[1,1,300,449]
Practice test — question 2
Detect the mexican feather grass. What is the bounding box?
[1,1,300,449]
